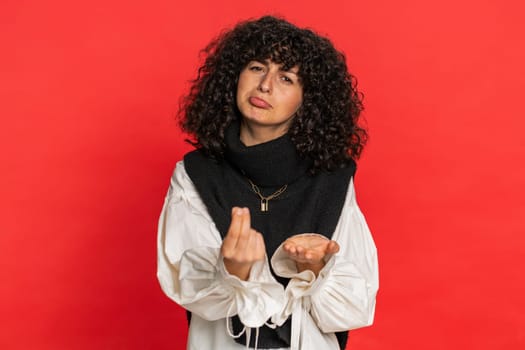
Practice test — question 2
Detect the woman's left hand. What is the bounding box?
[282,234,340,276]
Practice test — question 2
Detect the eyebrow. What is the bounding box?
[256,59,299,75]
[284,69,299,76]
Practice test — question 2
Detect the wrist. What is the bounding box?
[223,258,252,281]
[296,261,325,276]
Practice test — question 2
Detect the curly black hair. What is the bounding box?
[179,15,367,172]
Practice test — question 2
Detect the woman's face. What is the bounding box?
[236,60,303,137]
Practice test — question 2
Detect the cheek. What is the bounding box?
[236,73,247,97]
[290,92,303,111]
[236,82,247,105]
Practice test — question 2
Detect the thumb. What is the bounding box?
[326,240,340,254]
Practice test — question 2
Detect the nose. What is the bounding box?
[258,72,272,93]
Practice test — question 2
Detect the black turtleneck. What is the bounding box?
[223,121,313,187]
[183,121,355,349]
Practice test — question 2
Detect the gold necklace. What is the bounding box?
[247,179,288,212]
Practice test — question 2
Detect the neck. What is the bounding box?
[224,120,312,187]
[239,120,290,146]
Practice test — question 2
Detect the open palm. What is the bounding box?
[282,234,339,265]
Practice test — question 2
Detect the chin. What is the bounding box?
[240,111,268,123]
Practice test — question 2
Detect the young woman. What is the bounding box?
[157,16,378,349]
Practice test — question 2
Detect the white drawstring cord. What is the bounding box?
[225,316,246,339]
[245,328,251,349]
[254,327,260,350]
[264,320,277,329]
[225,303,246,339]
[245,326,261,350]
[223,302,263,350]
[225,317,263,349]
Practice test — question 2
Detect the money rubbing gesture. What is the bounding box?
[221,207,266,281]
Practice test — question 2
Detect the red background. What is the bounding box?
[1,0,524,349]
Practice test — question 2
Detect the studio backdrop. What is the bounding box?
[1,0,524,349]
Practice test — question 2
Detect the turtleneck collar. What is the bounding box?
[224,121,313,187]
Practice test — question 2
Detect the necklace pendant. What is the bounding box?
[248,178,287,212]
[261,199,268,212]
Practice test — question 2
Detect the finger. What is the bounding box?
[284,244,297,259]
[222,207,243,255]
[226,207,243,239]
[240,207,251,235]
[295,246,311,262]
[236,229,256,262]
[304,251,312,260]
[239,230,263,262]
[283,242,296,255]
[303,246,325,263]
[235,208,251,250]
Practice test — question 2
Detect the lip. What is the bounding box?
[249,96,272,109]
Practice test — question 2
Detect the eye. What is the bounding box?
[249,64,264,72]
[280,75,294,84]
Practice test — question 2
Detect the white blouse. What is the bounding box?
[157,161,379,350]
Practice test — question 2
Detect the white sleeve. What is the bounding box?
[157,161,285,328]
[271,177,379,333]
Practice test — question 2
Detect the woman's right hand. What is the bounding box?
[221,207,266,281]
